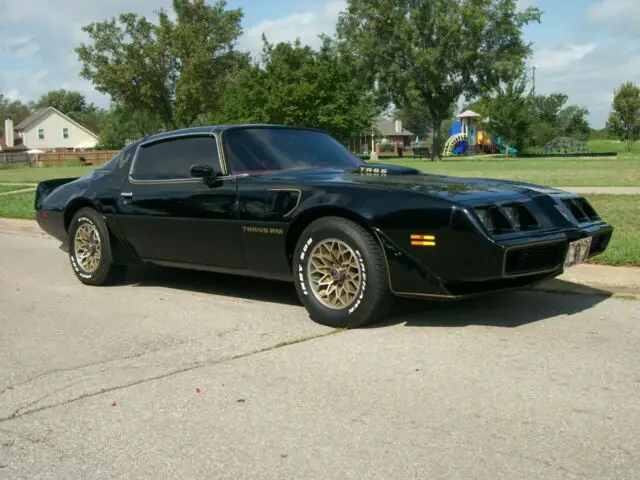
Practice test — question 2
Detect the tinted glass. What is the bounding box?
[132,135,220,180]
[223,128,363,174]
[98,143,137,172]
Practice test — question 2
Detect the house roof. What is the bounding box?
[15,108,50,130]
[374,116,415,137]
[14,106,98,138]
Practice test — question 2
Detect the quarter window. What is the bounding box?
[130,135,221,181]
[38,128,44,140]
[63,128,69,139]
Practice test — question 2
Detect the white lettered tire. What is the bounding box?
[293,216,393,328]
[67,207,125,285]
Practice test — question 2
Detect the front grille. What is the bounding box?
[562,198,600,223]
[474,203,540,235]
[504,242,566,275]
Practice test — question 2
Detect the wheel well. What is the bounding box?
[285,207,373,268]
[64,198,96,231]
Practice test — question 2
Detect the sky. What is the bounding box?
[0,0,638,129]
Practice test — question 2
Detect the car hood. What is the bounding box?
[258,164,565,203]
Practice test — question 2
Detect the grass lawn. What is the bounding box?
[0,166,94,184]
[0,185,29,194]
[370,155,640,187]
[586,139,639,155]
[1,148,640,187]
[0,189,636,267]
[0,191,35,219]
[585,195,640,267]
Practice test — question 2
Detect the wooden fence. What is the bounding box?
[34,150,120,166]
[0,152,29,166]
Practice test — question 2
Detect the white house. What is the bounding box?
[2,106,99,152]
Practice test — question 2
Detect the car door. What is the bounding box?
[114,132,245,269]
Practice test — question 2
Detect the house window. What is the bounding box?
[63,128,69,139]
[38,128,44,140]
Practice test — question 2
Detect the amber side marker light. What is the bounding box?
[410,234,436,247]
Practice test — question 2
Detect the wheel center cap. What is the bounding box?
[330,265,346,282]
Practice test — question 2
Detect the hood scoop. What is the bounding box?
[352,164,422,176]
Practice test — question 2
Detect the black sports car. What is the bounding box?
[35,125,613,328]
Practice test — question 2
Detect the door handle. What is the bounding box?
[121,192,133,199]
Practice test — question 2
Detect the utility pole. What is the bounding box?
[532,65,536,95]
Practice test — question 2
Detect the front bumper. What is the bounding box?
[374,221,614,300]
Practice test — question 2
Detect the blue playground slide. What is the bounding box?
[449,122,468,154]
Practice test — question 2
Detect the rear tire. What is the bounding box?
[293,216,394,328]
[67,207,125,285]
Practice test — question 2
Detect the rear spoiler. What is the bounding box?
[34,177,79,210]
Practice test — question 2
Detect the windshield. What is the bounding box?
[223,127,364,174]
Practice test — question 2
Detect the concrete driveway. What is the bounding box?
[1,231,639,479]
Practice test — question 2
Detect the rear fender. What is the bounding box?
[34,177,79,210]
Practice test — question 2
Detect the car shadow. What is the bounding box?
[121,266,611,329]
[122,265,301,306]
[374,281,612,329]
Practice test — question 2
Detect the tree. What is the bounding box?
[606,81,640,153]
[35,89,87,114]
[481,77,533,156]
[531,93,567,126]
[0,94,32,125]
[394,90,432,139]
[337,0,541,160]
[557,105,590,141]
[97,103,163,149]
[219,36,379,144]
[75,0,248,131]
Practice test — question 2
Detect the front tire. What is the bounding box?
[293,216,394,328]
[67,207,125,285]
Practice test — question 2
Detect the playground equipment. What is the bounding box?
[442,110,518,157]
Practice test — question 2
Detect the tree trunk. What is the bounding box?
[431,118,442,161]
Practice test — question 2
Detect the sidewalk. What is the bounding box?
[0,217,638,300]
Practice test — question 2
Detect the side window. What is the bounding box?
[130,135,221,181]
[99,143,137,171]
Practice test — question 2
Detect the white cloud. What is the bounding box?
[587,0,640,34]
[534,44,596,72]
[0,0,347,106]
[238,0,346,57]
[0,37,41,58]
[530,42,640,127]
[0,70,49,103]
[517,0,536,10]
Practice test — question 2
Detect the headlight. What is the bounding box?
[474,208,495,232]
[502,206,520,229]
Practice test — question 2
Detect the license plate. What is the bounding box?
[564,237,592,268]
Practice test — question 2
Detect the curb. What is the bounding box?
[0,217,46,237]
[0,218,639,300]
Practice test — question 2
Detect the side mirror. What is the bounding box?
[190,164,222,187]
[190,164,215,178]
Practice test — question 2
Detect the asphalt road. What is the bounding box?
[1,231,639,479]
